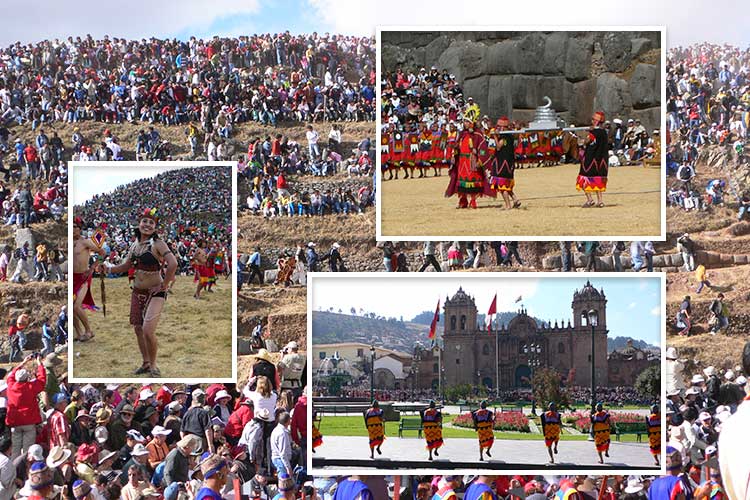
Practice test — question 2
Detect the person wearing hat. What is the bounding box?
[705,365,722,407]
[332,476,372,500]
[101,207,178,377]
[363,400,386,460]
[75,443,100,484]
[590,402,612,464]
[47,393,70,449]
[163,435,200,488]
[162,400,184,446]
[471,401,494,461]
[248,349,280,392]
[488,116,522,210]
[211,390,232,425]
[146,426,172,469]
[119,443,150,487]
[70,409,94,447]
[24,462,57,500]
[140,405,159,438]
[322,241,345,272]
[279,341,306,398]
[181,389,214,454]
[108,404,142,453]
[6,354,47,460]
[72,479,94,500]
[72,216,106,342]
[540,402,562,463]
[419,400,443,461]
[577,110,609,208]
[646,404,661,466]
[444,116,493,209]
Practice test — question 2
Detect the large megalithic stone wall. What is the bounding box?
[381,31,661,133]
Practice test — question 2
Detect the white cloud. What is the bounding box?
[628,302,637,309]
[650,307,660,316]
[306,0,374,36]
[0,0,261,45]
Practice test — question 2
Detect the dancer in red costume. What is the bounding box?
[577,110,610,207]
[445,118,494,209]
[72,217,106,342]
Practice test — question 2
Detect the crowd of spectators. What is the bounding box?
[74,166,231,277]
[666,43,750,217]
[380,66,659,169]
[0,333,311,500]
[0,33,374,133]
[240,127,374,218]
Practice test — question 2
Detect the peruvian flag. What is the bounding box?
[486,293,497,333]
[428,300,440,340]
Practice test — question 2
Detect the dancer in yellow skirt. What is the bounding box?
[471,401,495,461]
[420,400,443,461]
[540,402,562,463]
[312,410,323,453]
[590,402,611,464]
[646,404,661,466]
[364,400,385,459]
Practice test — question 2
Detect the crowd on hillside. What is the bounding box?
[74,166,231,277]
[240,126,375,219]
[0,33,374,132]
[380,65,659,174]
[0,334,311,500]
[666,43,750,218]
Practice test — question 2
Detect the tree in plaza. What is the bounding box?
[634,364,661,401]
[531,368,572,410]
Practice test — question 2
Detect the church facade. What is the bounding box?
[418,282,611,390]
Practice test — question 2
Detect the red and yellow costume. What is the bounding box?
[541,410,562,448]
[471,408,495,450]
[420,408,443,451]
[646,412,661,456]
[364,407,385,449]
[380,132,391,170]
[591,410,611,453]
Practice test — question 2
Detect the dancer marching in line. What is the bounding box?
[102,208,178,377]
[577,110,609,208]
[420,400,443,461]
[364,400,385,459]
[540,402,562,463]
[590,402,612,464]
[646,403,661,466]
[489,117,521,210]
[471,401,495,461]
[72,217,105,342]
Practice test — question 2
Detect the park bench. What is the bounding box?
[398,417,424,438]
[500,406,523,413]
[613,422,648,442]
[459,405,477,413]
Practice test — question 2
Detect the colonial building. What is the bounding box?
[422,282,611,390]
[607,339,659,386]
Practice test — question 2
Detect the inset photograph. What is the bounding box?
[378,29,664,239]
[310,273,664,472]
[69,162,236,380]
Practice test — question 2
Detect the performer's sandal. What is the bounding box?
[513,200,522,208]
[149,367,162,377]
[597,202,605,208]
[582,201,595,208]
[134,363,151,375]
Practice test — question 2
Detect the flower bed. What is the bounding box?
[452,410,531,433]
[567,411,645,433]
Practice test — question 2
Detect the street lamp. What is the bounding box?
[370,345,376,403]
[587,309,598,441]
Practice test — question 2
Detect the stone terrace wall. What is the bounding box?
[381,31,661,132]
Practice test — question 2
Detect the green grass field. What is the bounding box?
[72,275,233,379]
[318,415,645,442]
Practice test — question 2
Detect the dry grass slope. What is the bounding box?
[381,163,661,237]
[72,275,232,379]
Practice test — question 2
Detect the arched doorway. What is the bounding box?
[482,377,494,389]
[515,365,532,387]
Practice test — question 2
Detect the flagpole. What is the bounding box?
[495,302,499,398]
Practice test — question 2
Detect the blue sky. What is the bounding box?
[71,164,196,205]
[3,0,748,47]
[312,276,662,346]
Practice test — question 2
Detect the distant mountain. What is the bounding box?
[607,336,659,353]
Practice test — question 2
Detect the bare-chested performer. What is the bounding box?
[102,208,178,377]
[72,217,105,341]
[191,240,209,300]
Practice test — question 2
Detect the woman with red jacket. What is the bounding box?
[224,399,254,446]
[6,354,46,460]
